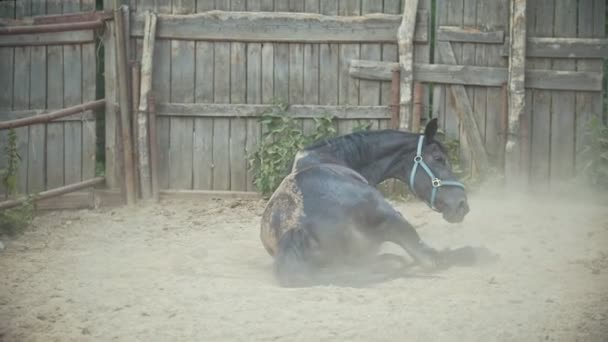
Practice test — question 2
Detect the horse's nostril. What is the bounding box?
[458,200,469,213]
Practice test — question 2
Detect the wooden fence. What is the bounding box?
[1,0,605,205]
[102,0,432,193]
[0,0,99,198]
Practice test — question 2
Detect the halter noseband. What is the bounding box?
[408,135,465,211]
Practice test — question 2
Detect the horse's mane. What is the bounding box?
[303,129,449,155]
[303,129,410,151]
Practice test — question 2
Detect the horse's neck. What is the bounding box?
[293,132,418,185]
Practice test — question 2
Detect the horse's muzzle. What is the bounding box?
[442,199,469,223]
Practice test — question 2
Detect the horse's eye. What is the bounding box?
[434,155,445,163]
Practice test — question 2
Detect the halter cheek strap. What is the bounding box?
[408,135,465,211]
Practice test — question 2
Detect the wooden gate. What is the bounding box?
[0,1,111,209]
[432,0,605,190]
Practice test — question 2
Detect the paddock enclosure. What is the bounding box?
[0,0,605,206]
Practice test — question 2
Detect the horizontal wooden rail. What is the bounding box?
[0,99,105,130]
[0,20,103,35]
[349,60,603,91]
[0,109,95,122]
[501,37,608,58]
[0,29,94,47]
[131,10,429,43]
[437,26,504,43]
[156,103,392,119]
[0,10,113,26]
[0,177,105,211]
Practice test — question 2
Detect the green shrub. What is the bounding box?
[0,128,35,236]
[579,115,608,189]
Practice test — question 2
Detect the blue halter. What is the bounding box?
[408,135,466,211]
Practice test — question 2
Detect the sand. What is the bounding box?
[1,188,607,341]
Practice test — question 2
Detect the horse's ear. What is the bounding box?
[424,118,438,141]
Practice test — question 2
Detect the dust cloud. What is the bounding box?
[0,181,607,341]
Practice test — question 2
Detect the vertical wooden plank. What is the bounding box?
[230,14,248,190]
[0,0,14,190]
[289,43,304,104]
[261,43,275,104]
[529,0,554,191]
[549,0,576,184]
[81,0,97,182]
[442,0,463,140]
[473,0,487,152]
[575,0,605,174]
[381,0,400,106]
[246,40,262,191]
[484,0,509,169]
[11,2,31,194]
[193,41,214,190]
[63,45,83,185]
[152,1,175,192]
[12,47,30,194]
[81,1,96,182]
[431,0,447,130]
[192,1,214,191]
[337,0,360,135]
[318,1,339,107]
[359,0,382,106]
[212,42,231,190]
[303,44,320,105]
[24,0,48,194]
[274,43,290,103]
[168,0,195,190]
[62,0,82,187]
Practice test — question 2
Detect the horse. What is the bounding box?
[259,118,472,287]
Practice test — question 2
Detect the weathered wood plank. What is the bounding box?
[247,43,262,104]
[441,0,463,140]
[212,119,230,190]
[12,46,30,193]
[380,0,399,107]
[437,41,489,171]
[319,43,339,105]
[169,39,195,189]
[528,0,554,192]
[336,0,361,135]
[484,0,509,169]
[505,0,527,184]
[501,37,608,58]
[472,0,488,163]
[359,0,382,106]
[0,29,94,47]
[396,0,419,130]
[261,42,274,103]
[437,26,504,43]
[27,24,46,193]
[289,43,305,103]
[156,103,391,119]
[273,43,289,102]
[229,118,247,191]
[549,0,577,184]
[0,2,14,176]
[192,117,213,190]
[63,43,83,185]
[212,38,231,191]
[103,20,118,188]
[82,2,97,183]
[575,0,605,174]
[131,10,429,43]
[303,44,320,104]
[349,60,602,91]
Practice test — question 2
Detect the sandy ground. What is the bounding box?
[1,187,607,342]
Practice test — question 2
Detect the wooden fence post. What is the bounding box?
[505,0,527,186]
[136,11,157,200]
[396,0,419,131]
[113,1,136,205]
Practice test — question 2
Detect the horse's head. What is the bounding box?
[404,118,469,223]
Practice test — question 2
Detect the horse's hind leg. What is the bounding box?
[273,228,322,287]
[274,228,413,287]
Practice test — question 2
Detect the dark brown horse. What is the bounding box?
[260,119,473,287]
